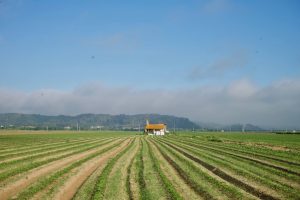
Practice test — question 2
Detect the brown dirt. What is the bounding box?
[0,130,79,135]
[130,158,140,200]
[53,139,131,200]
[182,140,300,177]
[269,146,288,151]
[0,139,96,164]
[130,138,141,200]
[103,138,139,200]
[147,138,200,200]
[224,141,291,152]
[163,141,280,200]
[0,139,122,200]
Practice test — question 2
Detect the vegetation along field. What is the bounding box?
[0,131,299,200]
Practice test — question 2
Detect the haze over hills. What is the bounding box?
[0,113,266,131]
[0,113,199,130]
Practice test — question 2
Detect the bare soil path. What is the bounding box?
[53,138,131,200]
[0,139,122,200]
[103,138,139,200]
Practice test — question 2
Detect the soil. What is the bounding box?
[53,139,131,200]
[0,139,122,200]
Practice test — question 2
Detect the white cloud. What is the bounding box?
[227,79,257,98]
[0,79,300,129]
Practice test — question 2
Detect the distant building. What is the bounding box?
[64,126,71,130]
[144,120,167,136]
[90,125,103,130]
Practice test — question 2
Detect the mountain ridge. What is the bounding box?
[0,113,199,130]
[0,113,266,131]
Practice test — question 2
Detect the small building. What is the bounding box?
[144,120,167,136]
[64,126,71,130]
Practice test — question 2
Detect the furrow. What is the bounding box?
[173,137,300,167]
[0,139,94,161]
[0,138,117,186]
[166,136,300,176]
[145,138,183,200]
[161,137,300,199]
[152,139,217,200]
[90,138,136,200]
[161,140,279,200]
[5,138,125,200]
[53,138,132,200]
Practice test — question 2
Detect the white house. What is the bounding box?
[144,120,167,136]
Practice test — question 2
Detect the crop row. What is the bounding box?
[0,138,97,161]
[174,135,300,163]
[159,139,278,200]
[0,137,85,153]
[0,138,113,170]
[0,132,299,200]
[0,138,119,183]
[152,138,246,200]
[145,138,183,200]
[154,136,300,200]
[170,138,300,197]
[91,138,135,199]
[165,136,300,177]
[14,139,130,199]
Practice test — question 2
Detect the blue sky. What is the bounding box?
[0,0,300,128]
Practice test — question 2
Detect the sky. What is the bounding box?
[0,0,300,129]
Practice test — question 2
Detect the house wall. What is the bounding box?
[154,129,165,135]
[145,129,165,135]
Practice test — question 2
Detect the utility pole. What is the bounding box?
[173,120,176,133]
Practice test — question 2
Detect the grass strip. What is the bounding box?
[0,139,94,161]
[136,139,151,200]
[160,139,279,200]
[175,135,300,163]
[0,138,110,170]
[170,138,300,177]
[91,138,135,200]
[126,150,136,200]
[0,138,115,182]
[168,137,300,182]
[0,141,69,158]
[199,141,300,167]
[162,137,300,199]
[15,139,126,200]
[152,139,216,200]
[146,139,183,200]
[172,136,300,167]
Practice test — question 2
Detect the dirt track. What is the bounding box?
[0,139,122,200]
[53,139,131,200]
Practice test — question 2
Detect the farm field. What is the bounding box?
[0,131,299,200]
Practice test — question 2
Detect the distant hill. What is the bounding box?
[0,113,200,130]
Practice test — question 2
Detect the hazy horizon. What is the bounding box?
[1,1,300,129]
